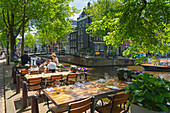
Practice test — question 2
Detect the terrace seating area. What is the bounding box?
[10,62,132,113]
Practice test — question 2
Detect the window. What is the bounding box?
[100,44,104,51]
[78,30,80,35]
[78,44,81,50]
[81,44,83,49]
[82,21,85,27]
[95,44,99,51]
[78,36,80,43]
[70,34,72,40]
[79,22,81,28]
[81,36,83,42]
[81,29,83,35]
[99,35,103,41]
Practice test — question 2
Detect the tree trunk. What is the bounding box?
[10,31,14,61]
[7,33,10,65]
[21,4,26,55]
[10,12,15,61]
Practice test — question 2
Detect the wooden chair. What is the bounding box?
[68,96,94,113]
[46,70,52,73]
[27,77,43,91]
[47,96,94,113]
[95,92,129,113]
[47,74,63,87]
[39,69,44,74]
[64,73,77,85]
[21,69,29,79]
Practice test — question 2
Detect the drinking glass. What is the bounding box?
[123,73,128,82]
[113,81,117,86]
[104,73,109,80]
[55,80,60,90]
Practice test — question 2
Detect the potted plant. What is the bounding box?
[70,65,77,73]
[77,68,89,73]
[117,68,132,80]
[18,59,22,67]
[125,73,170,113]
[57,64,65,69]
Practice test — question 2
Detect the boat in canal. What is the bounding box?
[141,60,170,72]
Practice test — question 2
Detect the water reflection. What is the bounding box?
[62,62,170,81]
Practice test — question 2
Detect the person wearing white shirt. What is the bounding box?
[47,59,56,73]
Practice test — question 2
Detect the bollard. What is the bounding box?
[12,67,14,77]
[16,74,20,93]
[85,73,87,80]
[31,95,39,113]
[13,70,16,84]
[22,81,28,109]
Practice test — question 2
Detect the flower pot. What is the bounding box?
[117,73,125,80]
[131,103,170,113]
[117,73,132,80]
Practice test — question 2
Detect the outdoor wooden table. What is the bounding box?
[43,79,129,113]
[18,67,39,74]
[24,71,81,80]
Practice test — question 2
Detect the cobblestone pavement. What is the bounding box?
[0,58,5,113]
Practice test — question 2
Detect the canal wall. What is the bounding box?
[37,54,136,67]
[58,55,135,67]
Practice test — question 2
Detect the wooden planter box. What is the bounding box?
[131,103,170,113]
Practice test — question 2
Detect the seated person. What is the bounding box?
[46,59,56,73]
[51,53,59,64]
[36,58,41,67]
[21,51,31,66]
[13,52,19,62]
[40,57,46,64]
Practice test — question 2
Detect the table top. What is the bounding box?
[18,67,39,73]
[43,79,129,106]
[24,71,81,80]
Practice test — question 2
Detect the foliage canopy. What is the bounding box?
[86,0,170,63]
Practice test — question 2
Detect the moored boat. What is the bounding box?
[141,60,170,72]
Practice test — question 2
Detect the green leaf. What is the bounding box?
[155,95,164,103]
[157,104,169,112]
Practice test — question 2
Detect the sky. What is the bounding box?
[69,0,97,20]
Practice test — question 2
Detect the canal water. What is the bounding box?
[31,56,170,81]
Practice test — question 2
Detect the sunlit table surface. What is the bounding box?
[17,67,39,73]
[43,79,129,112]
[24,71,81,80]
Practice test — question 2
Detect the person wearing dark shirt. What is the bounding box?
[36,58,41,67]
[21,51,31,66]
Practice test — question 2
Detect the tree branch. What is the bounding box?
[7,11,11,27]
[14,20,23,26]
[2,10,10,30]
[139,0,147,17]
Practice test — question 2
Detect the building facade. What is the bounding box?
[69,3,130,57]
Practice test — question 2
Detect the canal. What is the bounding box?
[31,56,170,81]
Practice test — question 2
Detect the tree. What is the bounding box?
[87,0,170,63]
[0,0,78,61]
[24,32,36,49]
